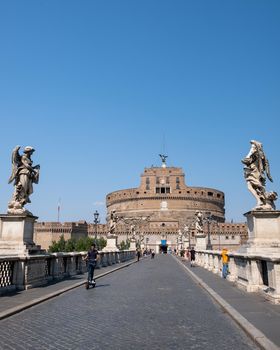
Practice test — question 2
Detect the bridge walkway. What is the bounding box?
[177,256,280,348]
[0,254,260,350]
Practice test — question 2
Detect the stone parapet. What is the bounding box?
[0,250,135,295]
[194,249,280,304]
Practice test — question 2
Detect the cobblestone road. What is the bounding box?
[0,255,259,350]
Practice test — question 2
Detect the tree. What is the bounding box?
[65,238,76,252]
[48,236,107,253]
[49,235,66,253]
[119,239,130,251]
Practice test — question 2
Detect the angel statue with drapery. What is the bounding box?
[242,140,277,210]
[108,210,119,235]
[195,211,204,235]
[8,146,40,214]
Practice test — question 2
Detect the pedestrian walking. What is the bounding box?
[190,247,196,267]
[151,249,155,259]
[136,249,141,262]
[221,248,229,278]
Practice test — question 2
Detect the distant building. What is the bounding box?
[34,158,248,252]
[34,221,88,250]
[106,158,247,252]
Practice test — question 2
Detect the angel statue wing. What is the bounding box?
[265,157,273,183]
[8,146,21,184]
[159,154,168,162]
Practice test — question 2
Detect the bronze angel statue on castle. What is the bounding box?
[8,146,40,214]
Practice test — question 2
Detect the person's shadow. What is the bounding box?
[95,284,110,288]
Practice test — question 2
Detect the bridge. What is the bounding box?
[1,254,279,350]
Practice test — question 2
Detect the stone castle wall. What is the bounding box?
[106,166,225,238]
[106,167,225,224]
[34,221,88,250]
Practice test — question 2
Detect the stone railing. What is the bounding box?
[194,250,280,304]
[0,250,135,295]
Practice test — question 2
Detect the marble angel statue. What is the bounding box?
[109,210,119,235]
[8,146,40,214]
[242,140,277,210]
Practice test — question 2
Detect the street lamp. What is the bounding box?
[93,210,100,240]
[145,237,149,251]
[204,213,217,250]
[183,225,190,249]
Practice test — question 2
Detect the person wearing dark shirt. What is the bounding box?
[85,244,99,287]
[190,247,196,267]
[136,249,141,262]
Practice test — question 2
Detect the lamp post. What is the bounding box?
[218,225,221,250]
[204,213,213,250]
[183,225,190,249]
[145,237,149,251]
[93,210,100,240]
[207,218,212,250]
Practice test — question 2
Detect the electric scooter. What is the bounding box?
[85,279,96,289]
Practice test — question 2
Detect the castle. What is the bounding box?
[35,156,247,252]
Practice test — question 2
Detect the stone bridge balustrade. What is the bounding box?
[0,257,20,294]
[0,250,136,295]
[194,249,280,304]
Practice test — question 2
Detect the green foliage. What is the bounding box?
[119,239,130,251]
[75,236,94,251]
[48,235,107,253]
[49,235,66,253]
[65,238,76,252]
[98,237,107,250]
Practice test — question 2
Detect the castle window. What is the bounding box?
[217,194,221,198]
[176,184,180,190]
[146,177,150,184]
[166,177,170,184]
[156,177,160,184]
[156,187,170,194]
[146,185,150,190]
[225,235,229,240]
[176,177,180,183]
[208,192,213,196]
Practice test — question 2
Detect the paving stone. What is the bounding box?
[0,255,258,350]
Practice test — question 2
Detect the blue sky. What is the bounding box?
[0,0,279,223]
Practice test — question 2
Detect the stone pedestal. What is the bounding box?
[129,239,137,251]
[102,234,119,252]
[0,214,43,256]
[195,234,207,250]
[242,210,280,254]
